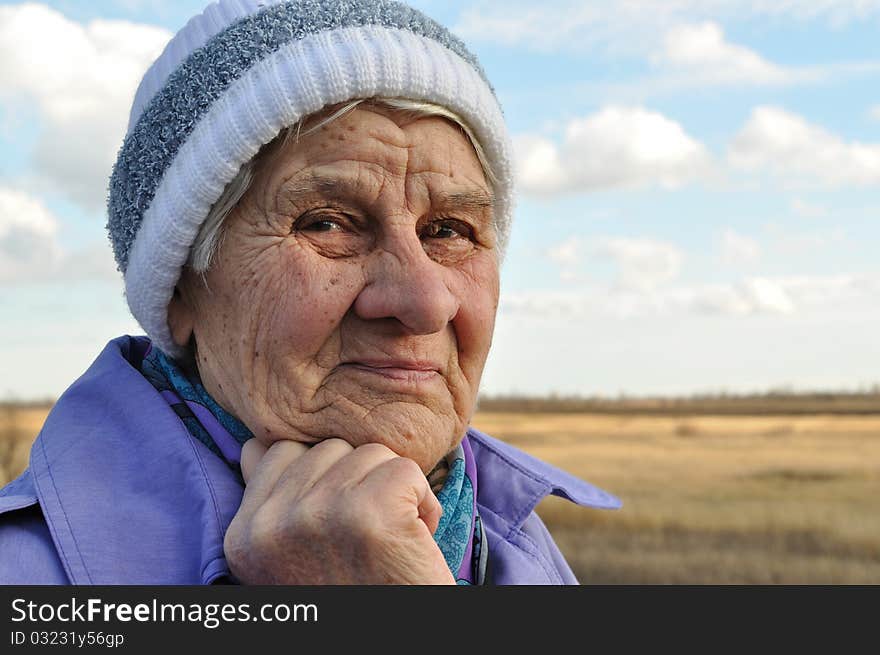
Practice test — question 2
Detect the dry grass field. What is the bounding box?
[2,401,879,584]
[0,403,49,488]
[472,411,880,584]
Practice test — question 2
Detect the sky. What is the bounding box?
[1,0,879,399]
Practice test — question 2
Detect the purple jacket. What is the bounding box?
[0,337,620,585]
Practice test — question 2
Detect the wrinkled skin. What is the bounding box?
[168,104,500,584]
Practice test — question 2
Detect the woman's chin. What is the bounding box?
[247,389,469,472]
[344,411,463,472]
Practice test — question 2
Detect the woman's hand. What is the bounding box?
[223,438,455,585]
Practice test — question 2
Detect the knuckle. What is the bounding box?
[384,455,424,480]
[269,438,308,458]
[313,437,354,456]
[356,442,395,459]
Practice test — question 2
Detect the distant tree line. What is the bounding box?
[476,390,880,415]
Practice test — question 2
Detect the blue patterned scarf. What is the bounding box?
[429,437,488,584]
[139,344,487,584]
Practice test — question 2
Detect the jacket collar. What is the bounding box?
[29,336,242,584]
[30,336,619,584]
[467,427,620,531]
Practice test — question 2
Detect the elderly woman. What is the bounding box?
[0,0,619,585]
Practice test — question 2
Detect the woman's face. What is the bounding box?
[169,104,500,473]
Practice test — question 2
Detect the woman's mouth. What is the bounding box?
[339,360,442,384]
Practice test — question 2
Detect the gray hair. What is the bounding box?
[188,97,498,274]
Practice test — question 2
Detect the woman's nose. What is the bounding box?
[353,235,460,334]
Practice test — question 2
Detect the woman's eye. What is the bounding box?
[425,220,471,240]
[429,225,456,239]
[291,210,368,259]
[306,219,341,232]
[292,212,348,234]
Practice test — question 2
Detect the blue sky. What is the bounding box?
[2,0,879,399]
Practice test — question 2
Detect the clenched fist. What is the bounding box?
[223,438,455,585]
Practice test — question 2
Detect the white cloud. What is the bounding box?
[501,271,880,321]
[786,273,880,305]
[546,236,582,267]
[765,223,846,254]
[455,4,599,52]
[790,197,828,218]
[0,186,119,284]
[720,228,760,264]
[653,22,817,86]
[456,1,880,53]
[679,278,796,316]
[55,243,121,282]
[595,237,683,292]
[869,105,880,122]
[729,106,880,188]
[514,107,711,195]
[0,4,171,211]
[545,236,590,283]
[0,187,61,282]
[544,235,683,291]
[501,291,594,317]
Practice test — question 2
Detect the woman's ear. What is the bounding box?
[167,284,195,349]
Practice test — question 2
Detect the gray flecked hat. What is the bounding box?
[107,0,514,355]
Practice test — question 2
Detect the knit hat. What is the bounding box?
[107,0,514,356]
